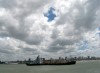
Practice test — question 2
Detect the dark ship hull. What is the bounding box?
[26,61,76,66]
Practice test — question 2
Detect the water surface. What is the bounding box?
[0,60,100,73]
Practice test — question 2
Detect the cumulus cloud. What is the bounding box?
[0,0,100,60]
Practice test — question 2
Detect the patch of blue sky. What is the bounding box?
[78,41,88,50]
[98,27,100,30]
[44,7,56,22]
[96,27,100,37]
[98,33,100,37]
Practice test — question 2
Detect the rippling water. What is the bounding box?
[0,60,100,73]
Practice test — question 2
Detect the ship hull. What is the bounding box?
[26,61,76,66]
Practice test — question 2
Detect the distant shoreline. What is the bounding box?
[77,60,100,62]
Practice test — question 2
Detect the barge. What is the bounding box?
[26,56,76,66]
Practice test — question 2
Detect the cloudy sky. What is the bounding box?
[0,0,100,61]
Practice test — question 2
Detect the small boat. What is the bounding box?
[26,56,76,66]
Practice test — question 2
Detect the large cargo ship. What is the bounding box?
[26,56,76,66]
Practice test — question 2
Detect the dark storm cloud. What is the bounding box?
[18,44,39,55]
[24,34,44,45]
[46,37,77,52]
[56,0,100,31]
[0,0,17,9]
[0,13,28,40]
[74,0,100,31]
[51,28,59,39]
[51,38,75,46]
[0,31,9,37]
[0,44,15,54]
[22,47,36,52]
[20,47,39,55]
[46,45,66,52]
[0,49,12,54]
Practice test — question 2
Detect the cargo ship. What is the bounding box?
[26,56,76,66]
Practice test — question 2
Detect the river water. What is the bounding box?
[0,60,100,73]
